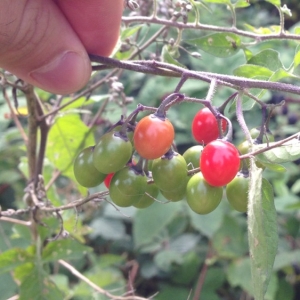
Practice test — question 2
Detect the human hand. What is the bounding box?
[0,0,123,94]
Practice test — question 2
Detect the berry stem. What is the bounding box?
[155,93,185,118]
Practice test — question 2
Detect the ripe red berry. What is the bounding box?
[200,140,240,187]
[192,108,227,144]
[133,114,174,160]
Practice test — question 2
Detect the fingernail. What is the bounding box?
[30,51,90,94]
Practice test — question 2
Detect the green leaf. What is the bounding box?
[42,239,92,263]
[161,45,186,68]
[154,250,183,272]
[273,250,300,271]
[186,33,241,58]
[60,95,109,112]
[19,266,64,300]
[260,161,286,172]
[234,0,250,8]
[212,215,248,258]
[133,201,183,248]
[233,64,273,78]
[0,247,33,275]
[227,258,253,294]
[203,0,231,4]
[188,201,225,238]
[121,25,145,40]
[265,0,281,6]
[46,114,95,183]
[248,163,278,300]
[247,49,283,72]
[256,138,300,164]
[293,44,300,75]
[89,217,127,241]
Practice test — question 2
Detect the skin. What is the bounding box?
[0,0,123,94]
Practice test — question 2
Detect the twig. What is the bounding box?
[89,55,300,96]
[122,15,300,42]
[58,259,150,300]
[3,89,28,144]
[0,216,31,227]
[193,242,213,300]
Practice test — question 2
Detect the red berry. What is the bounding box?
[200,140,240,187]
[192,108,227,144]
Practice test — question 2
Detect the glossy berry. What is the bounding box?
[104,173,114,188]
[109,167,147,207]
[152,151,188,192]
[200,140,240,187]
[133,114,175,160]
[161,181,187,202]
[226,173,249,213]
[192,108,227,145]
[93,131,132,174]
[237,140,265,170]
[73,146,106,188]
[183,145,203,170]
[250,127,274,143]
[134,182,159,209]
[186,173,223,214]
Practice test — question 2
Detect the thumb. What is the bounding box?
[0,1,91,95]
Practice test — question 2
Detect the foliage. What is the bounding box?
[1,0,300,299]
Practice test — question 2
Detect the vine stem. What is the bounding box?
[89,55,300,95]
[121,15,300,42]
[58,259,152,300]
[236,92,252,144]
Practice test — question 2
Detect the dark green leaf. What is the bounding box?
[247,49,282,72]
[19,266,63,300]
[42,239,92,263]
[248,163,278,300]
[0,247,33,275]
[186,33,241,58]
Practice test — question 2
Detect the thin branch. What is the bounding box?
[3,89,28,144]
[0,216,31,227]
[89,55,300,96]
[58,259,151,300]
[240,131,300,159]
[41,69,118,120]
[122,16,300,42]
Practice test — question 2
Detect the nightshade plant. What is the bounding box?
[1,1,300,299]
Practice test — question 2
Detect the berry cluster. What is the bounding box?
[73,104,262,214]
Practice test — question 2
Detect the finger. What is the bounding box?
[55,0,124,56]
[0,0,91,94]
